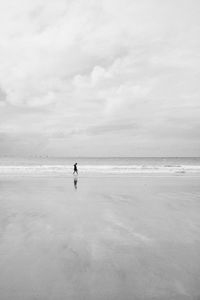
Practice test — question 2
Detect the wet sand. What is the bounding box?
[0,176,200,300]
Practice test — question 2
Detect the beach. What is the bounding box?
[0,175,199,300]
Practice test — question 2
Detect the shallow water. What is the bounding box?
[0,176,200,299]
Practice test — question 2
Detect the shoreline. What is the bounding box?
[0,172,200,178]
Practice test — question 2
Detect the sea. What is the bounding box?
[0,157,200,176]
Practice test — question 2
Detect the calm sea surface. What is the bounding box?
[0,157,200,166]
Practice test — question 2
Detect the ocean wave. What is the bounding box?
[0,165,200,176]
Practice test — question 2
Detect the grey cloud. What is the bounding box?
[29,5,45,19]
[66,121,138,136]
[0,132,49,156]
[0,88,7,102]
[87,122,138,135]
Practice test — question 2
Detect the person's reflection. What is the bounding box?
[74,177,78,190]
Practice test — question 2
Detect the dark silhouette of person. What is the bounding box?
[74,177,78,189]
[73,163,78,175]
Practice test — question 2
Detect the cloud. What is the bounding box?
[0,87,7,104]
[65,121,138,136]
[0,0,200,156]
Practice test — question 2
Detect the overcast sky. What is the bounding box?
[0,0,200,157]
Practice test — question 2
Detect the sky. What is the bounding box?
[0,0,200,157]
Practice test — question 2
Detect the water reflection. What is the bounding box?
[73,177,78,190]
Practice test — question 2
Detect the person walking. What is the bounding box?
[73,163,78,175]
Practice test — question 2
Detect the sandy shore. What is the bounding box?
[0,176,199,300]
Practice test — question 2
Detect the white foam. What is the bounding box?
[0,164,200,176]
